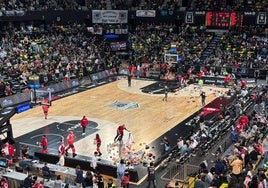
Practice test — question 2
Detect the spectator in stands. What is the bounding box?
[180,142,190,155]
[105,178,116,188]
[54,175,63,188]
[237,88,249,99]
[18,156,33,171]
[224,74,231,88]
[147,162,156,188]
[33,179,43,188]
[117,159,126,182]
[193,174,207,188]
[262,135,268,163]
[249,143,260,164]
[23,174,35,188]
[248,175,260,188]
[95,172,104,188]
[33,176,39,188]
[84,171,94,188]
[121,171,130,188]
[203,169,213,186]
[230,156,244,180]
[244,171,253,186]
[253,102,265,115]
[21,145,30,158]
[2,141,15,158]
[236,121,245,133]
[259,173,268,188]
[189,138,199,151]
[75,165,84,187]
[41,162,52,179]
[161,136,170,155]
[256,113,268,126]
[232,143,241,156]
[230,130,239,143]
[241,147,251,169]
[200,130,208,142]
[240,79,247,89]
[177,137,184,150]
[199,111,205,130]
[214,157,227,178]
[238,113,249,127]
[0,176,8,188]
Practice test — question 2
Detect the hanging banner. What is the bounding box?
[257,12,267,24]
[136,10,156,17]
[185,12,194,24]
[92,10,128,23]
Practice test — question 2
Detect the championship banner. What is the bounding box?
[136,10,156,17]
[92,10,128,24]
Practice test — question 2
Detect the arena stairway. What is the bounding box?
[160,33,180,51]
[199,33,222,64]
[105,0,112,9]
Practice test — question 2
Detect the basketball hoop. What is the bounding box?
[30,89,52,106]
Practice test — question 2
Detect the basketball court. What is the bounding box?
[10,78,228,182]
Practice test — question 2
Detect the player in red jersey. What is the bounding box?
[65,131,77,158]
[41,135,48,154]
[42,102,50,119]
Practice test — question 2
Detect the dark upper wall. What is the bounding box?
[0,10,267,28]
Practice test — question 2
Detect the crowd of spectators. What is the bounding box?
[0,19,266,99]
[172,26,214,66]
[0,0,88,11]
[0,23,122,97]
[175,83,268,187]
[0,0,181,11]
[129,22,175,66]
[201,26,267,69]
[188,0,268,11]
[0,0,267,11]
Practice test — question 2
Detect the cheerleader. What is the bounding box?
[94,134,102,156]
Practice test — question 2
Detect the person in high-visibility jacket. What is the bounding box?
[65,131,77,158]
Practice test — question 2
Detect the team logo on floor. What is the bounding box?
[108,101,139,110]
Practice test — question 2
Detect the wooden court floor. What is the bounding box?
[10,79,227,162]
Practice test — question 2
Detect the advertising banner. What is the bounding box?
[0,79,79,108]
[92,10,128,23]
[136,10,156,17]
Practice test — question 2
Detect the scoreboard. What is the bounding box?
[205,12,244,28]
